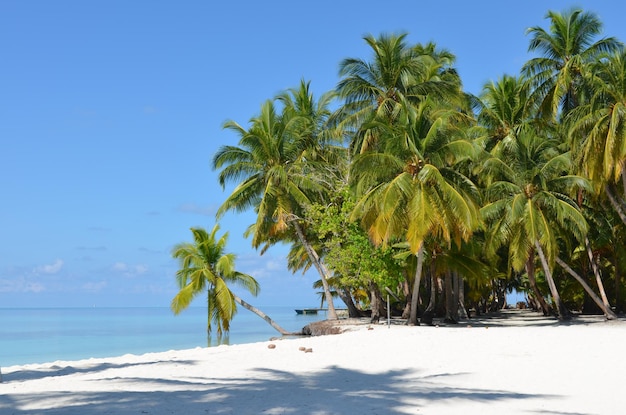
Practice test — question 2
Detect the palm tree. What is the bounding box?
[336,34,479,325]
[213,85,340,319]
[568,50,626,226]
[334,34,460,154]
[476,74,532,152]
[351,98,481,325]
[480,125,589,320]
[477,75,554,314]
[171,225,291,338]
[523,8,621,119]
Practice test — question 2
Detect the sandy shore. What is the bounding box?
[1,310,624,414]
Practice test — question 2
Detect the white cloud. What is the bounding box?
[34,259,64,275]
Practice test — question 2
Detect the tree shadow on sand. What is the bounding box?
[1,365,559,415]
[431,308,626,328]
[2,359,199,383]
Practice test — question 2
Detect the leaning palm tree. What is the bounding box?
[171,225,291,338]
[213,88,340,320]
[523,7,621,119]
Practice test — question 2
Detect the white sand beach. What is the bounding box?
[1,310,624,415]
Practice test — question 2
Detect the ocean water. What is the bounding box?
[0,306,326,367]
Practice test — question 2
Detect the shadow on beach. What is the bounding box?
[2,359,199,383]
[373,308,626,329]
[0,365,553,415]
[440,308,626,328]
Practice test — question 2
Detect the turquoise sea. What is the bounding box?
[0,306,325,367]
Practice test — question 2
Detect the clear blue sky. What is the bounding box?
[2,1,625,308]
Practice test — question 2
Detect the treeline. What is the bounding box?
[211,8,626,324]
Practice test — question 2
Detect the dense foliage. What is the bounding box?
[210,8,626,324]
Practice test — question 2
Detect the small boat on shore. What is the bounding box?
[295,309,319,315]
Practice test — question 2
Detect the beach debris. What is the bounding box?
[267,343,276,349]
[304,348,313,353]
[367,326,374,330]
[298,346,306,351]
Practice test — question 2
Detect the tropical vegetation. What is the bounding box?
[179,7,626,329]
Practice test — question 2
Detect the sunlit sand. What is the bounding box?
[1,310,624,414]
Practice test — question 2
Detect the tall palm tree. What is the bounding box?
[476,75,554,313]
[476,74,532,151]
[171,225,291,337]
[568,50,626,225]
[334,34,460,154]
[351,99,481,325]
[480,125,589,320]
[523,8,621,119]
[213,86,340,319]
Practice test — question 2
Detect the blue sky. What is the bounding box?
[2,1,625,308]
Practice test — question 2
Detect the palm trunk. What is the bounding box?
[457,274,468,319]
[338,288,361,318]
[444,270,457,323]
[534,241,570,320]
[369,283,384,323]
[605,184,626,226]
[615,253,622,313]
[421,269,437,325]
[233,294,294,335]
[401,279,411,319]
[525,253,552,315]
[556,257,617,320]
[292,221,338,320]
[408,243,425,326]
[584,237,614,315]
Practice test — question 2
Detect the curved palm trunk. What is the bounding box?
[338,288,362,318]
[534,241,570,320]
[408,243,425,326]
[292,221,338,320]
[556,257,617,320]
[584,237,614,316]
[233,294,294,335]
[525,253,552,316]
